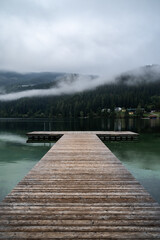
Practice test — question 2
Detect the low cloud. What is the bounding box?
[0,0,160,101]
[0,74,114,101]
[0,64,160,101]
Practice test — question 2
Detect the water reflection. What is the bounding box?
[0,132,53,147]
[0,133,26,144]
[0,131,52,201]
[0,117,160,133]
[106,133,160,203]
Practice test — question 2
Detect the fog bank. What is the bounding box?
[0,74,113,101]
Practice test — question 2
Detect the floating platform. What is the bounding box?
[0,132,160,239]
[27,131,139,142]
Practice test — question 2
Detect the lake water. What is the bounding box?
[0,118,160,203]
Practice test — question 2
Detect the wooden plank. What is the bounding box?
[0,132,159,239]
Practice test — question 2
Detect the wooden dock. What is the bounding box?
[0,132,160,239]
[27,131,139,142]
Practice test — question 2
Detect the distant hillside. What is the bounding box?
[0,65,160,118]
[116,64,160,85]
[0,71,65,93]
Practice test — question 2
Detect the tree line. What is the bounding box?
[0,81,160,118]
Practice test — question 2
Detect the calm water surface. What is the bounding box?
[0,118,160,203]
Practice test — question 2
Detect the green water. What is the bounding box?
[0,118,160,203]
[106,134,160,203]
[0,133,51,201]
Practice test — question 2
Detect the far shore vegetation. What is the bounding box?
[0,70,160,119]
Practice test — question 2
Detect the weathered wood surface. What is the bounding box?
[27,131,139,137]
[0,133,160,239]
[27,131,138,135]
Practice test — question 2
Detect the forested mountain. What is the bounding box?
[0,71,65,93]
[0,65,160,118]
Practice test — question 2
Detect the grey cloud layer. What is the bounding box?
[0,75,113,101]
[1,64,160,101]
[0,0,160,75]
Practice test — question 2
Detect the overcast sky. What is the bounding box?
[0,0,160,76]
